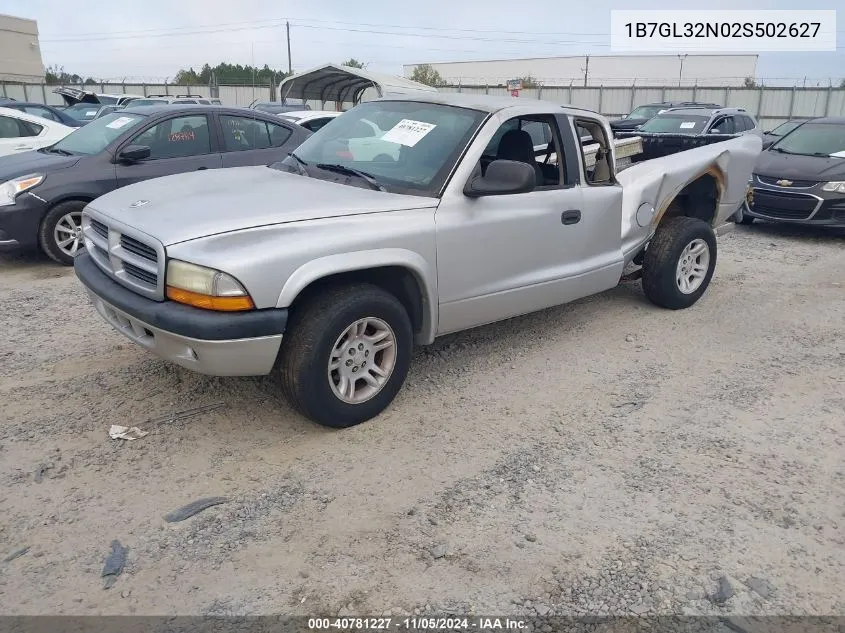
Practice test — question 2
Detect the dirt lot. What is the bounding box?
[1,223,843,619]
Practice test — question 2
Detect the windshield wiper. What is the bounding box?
[44,147,73,156]
[769,146,793,154]
[315,163,386,192]
[287,151,309,176]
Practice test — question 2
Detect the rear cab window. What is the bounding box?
[574,118,614,185]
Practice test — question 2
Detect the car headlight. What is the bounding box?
[821,181,845,193]
[165,260,254,312]
[0,174,45,207]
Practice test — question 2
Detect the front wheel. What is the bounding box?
[39,200,87,265]
[279,283,413,428]
[641,216,717,310]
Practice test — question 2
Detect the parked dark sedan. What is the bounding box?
[0,104,310,264]
[737,117,845,228]
[0,101,84,127]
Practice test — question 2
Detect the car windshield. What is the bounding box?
[275,100,486,196]
[97,96,119,105]
[51,112,146,155]
[130,99,167,106]
[627,105,663,119]
[771,122,845,157]
[638,114,710,134]
[770,119,806,136]
[63,104,104,121]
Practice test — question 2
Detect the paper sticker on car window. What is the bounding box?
[85,110,97,116]
[381,119,436,147]
[106,116,136,130]
[679,122,696,129]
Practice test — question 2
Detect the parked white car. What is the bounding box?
[0,107,74,157]
[277,110,341,133]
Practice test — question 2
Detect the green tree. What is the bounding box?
[410,64,443,87]
[743,76,757,88]
[45,64,84,84]
[520,74,539,89]
[342,58,365,69]
[173,62,291,86]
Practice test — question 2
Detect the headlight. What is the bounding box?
[165,260,254,312]
[0,174,45,207]
[821,181,845,193]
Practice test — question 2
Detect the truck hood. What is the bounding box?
[754,149,845,181]
[88,166,438,246]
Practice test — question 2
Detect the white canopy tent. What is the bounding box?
[279,64,437,110]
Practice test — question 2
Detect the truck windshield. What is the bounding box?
[638,114,709,134]
[52,112,146,155]
[771,122,845,157]
[277,100,486,196]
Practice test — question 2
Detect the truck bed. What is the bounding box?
[613,130,739,163]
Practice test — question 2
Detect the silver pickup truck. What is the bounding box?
[74,93,760,427]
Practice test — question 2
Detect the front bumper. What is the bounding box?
[747,181,845,227]
[74,252,287,376]
[0,191,49,252]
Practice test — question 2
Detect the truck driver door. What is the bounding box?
[435,112,624,336]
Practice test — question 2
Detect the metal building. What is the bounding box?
[0,14,46,84]
[404,54,758,87]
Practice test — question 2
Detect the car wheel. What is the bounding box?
[39,200,87,265]
[641,216,717,310]
[279,283,413,428]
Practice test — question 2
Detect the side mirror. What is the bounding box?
[117,145,151,163]
[464,159,536,198]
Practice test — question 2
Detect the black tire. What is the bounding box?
[39,200,87,265]
[642,216,717,310]
[279,283,413,428]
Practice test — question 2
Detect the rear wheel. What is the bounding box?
[279,283,413,428]
[39,200,87,265]
[642,216,717,310]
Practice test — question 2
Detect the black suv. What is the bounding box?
[610,101,722,135]
[0,104,310,264]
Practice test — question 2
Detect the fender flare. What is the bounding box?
[276,248,438,344]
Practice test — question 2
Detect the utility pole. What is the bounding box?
[678,54,687,87]
[286,21,292,75]
[583,55,589,87]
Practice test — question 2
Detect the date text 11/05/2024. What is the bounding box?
[307,617,527,631]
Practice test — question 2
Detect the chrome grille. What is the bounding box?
[120,235,157,262]
[81,212,165,300]
[756,175,818,188]
[91,219,108,239]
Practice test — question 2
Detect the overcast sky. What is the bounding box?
[7,0,844,85]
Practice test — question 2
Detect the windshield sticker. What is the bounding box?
[85,110,97,116]
[381,119,436,147]
[679,122,697,129]
[105,116,136,130]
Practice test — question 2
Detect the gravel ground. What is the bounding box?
[0,222,843,620]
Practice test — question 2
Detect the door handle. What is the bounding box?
[196,166,208,171]
[561,210,581,225]
[13,145,34,151]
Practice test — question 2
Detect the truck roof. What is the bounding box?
[377,92,592,116]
